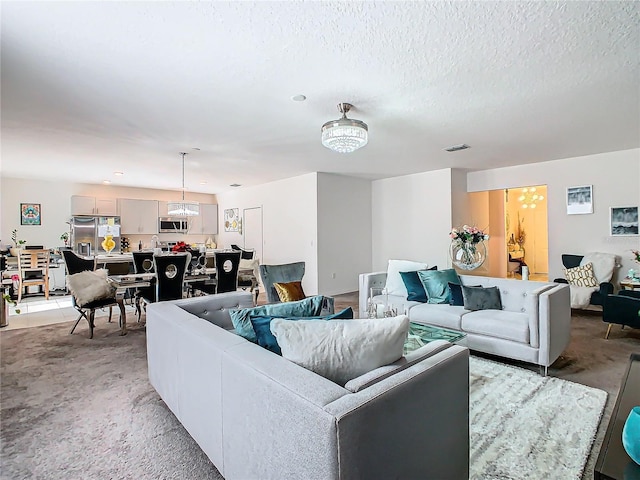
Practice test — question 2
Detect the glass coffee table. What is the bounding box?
[404,322,467,354]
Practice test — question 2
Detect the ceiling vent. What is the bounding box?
[444,144,471,152]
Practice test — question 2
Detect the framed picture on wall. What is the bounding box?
[610,206,639,236]
[224,208,239,232]
[566,185,593,215]
[20,203,41,225]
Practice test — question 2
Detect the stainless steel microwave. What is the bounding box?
[159,217,189,233]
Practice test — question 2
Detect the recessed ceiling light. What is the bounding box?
[200,181,207,185]
[291,94,306,102]
[230,183,242,187]
[192,147,200,151]
[114,171,124,176]
[102,180,111,185]
[443,144,470,152]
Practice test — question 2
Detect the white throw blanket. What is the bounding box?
[570,285,598,309]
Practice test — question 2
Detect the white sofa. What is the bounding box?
[147,291,470,479]
[360,272,571,373]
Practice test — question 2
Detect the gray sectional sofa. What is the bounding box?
[360,272,571,373]
[146,291,470,480]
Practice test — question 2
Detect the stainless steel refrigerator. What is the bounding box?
[71,216,122,255]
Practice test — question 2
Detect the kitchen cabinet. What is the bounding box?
[118,199,159,234]
[189,204,219,235]
[71,196,117,216]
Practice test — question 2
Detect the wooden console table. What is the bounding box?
[595,354,640,479]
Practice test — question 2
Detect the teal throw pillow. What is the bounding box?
[461,285,503,311]
[399,266,437,303]
[417,269,460,304]
[250,307,354,355]
[230,295,325,342]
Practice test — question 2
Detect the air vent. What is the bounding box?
[230,183,242,187]
[444,144,471,152]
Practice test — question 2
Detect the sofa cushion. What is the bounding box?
[274,281,306,302]
[461,285,503,311]
[418,269,460,304]
[400,266,437,302]
[461,310,530,344]
[230,295,325,342]
[409,303,468,330]
[270,315,410,386]
[250,307,354,355]
[384,260,429,297]
[344,340,451,392]
[564,262,598,287]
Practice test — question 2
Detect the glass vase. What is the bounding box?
[450,240,486,270]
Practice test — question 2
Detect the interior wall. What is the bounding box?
[214,173,320,295]
[0,176,216,250]
[467,148,640,282]
[372,168,453,271]
[317,173,372,296]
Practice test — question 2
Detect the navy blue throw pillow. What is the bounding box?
[400,266,437,303]
[250,307,354,355]
[449,282,464,306]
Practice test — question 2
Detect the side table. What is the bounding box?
[595,353,640,479]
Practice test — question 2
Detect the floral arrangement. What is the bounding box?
[633,250,640,264]
[11,229,26,248]
[172,241,188,252]
[449,225,489,244]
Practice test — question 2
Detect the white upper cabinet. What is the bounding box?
[189,204,219,235]
[118,199,159,234]
[71,196,117,216]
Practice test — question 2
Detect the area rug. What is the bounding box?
[1,320,607,479]
[469,356,607,480]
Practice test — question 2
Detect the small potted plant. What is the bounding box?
[1,291,20,326]
[60,232,70,248]
[10,229,26,257]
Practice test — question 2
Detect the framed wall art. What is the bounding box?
[20,203,41,225]
[224,208,239,232]
[610,206,639,236]
[566,185,593,215]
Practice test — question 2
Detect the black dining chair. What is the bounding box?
[231,244,255,260]
[214,251,241,294]
[62,250,119,338]
[153,253,190,302]
[132,251,156,319]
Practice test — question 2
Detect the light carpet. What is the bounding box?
[469,356,607,480]
[1,320,607,479]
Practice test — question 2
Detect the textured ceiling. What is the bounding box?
[1,1,639,194]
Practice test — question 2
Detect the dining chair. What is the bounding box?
[153,252,190,302]
[259,262,305,303]
[214,251,241,294]
[132,251,156,319]
[61,250,120,338]
[16,249,51,303]
[231,244,255,260]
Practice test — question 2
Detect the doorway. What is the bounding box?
[505,186,548,281]
[243,207,263,262]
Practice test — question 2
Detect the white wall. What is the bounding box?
[317,173,372,296]
[372,168,453,271]
[215,173,320,295]
[0,176,216,250]
[467,149,640,282]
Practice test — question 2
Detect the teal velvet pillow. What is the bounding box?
[417,269,460,304]
[399,266,437,303]
[230,295,325,342]
[250,307,354,355]
[461,285,503,311]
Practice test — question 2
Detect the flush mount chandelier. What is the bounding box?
[518,187,544,209]
[167,152,200,216]
[321,103,368,153]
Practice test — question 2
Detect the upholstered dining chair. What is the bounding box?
[214,250,241,294]
[153,252,190,302]
[16,249,50,303]
[231,244,255,260]
[259,261,305,304]
[61,250,119,338]
[132,251,156,319]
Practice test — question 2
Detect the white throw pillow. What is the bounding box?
[384,259,429,297]
[580,252,615,285]
[270,315,410,386]
[66,269,115,306]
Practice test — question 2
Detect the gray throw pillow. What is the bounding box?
[461,285,502,311]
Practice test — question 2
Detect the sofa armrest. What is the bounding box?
[358,271,387,317]
[554,278,568,284]
[599,281,614,296]
[537,284,571,367]
[324,345,470,479]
